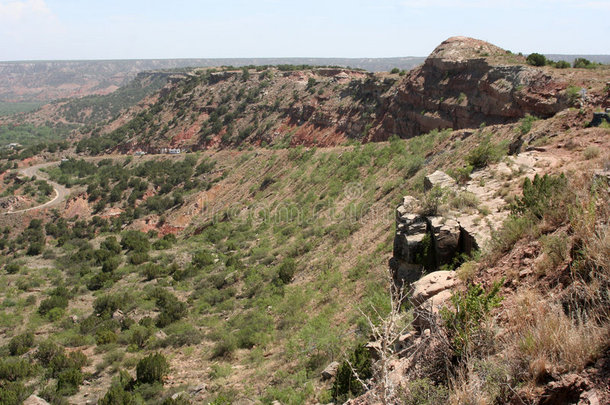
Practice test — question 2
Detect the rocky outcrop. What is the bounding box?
[376,36,569,140]
[424,170,458,192]
[391,172,479,285]
[23,395,50,405]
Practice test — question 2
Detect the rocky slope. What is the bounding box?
[372,36,574,140]
[0,37,608,405]
[77,36,608,154]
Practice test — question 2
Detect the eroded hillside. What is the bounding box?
[74,37,609,155]
[0,37,607,405]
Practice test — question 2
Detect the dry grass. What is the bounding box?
[448,357,512,405]
[505,289,608,382]
[582,146,600,160]
[455,261,477,283]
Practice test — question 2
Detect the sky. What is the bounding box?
[1,0,609,61]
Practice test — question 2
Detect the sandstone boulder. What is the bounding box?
[424,170,457,192]
[321,361,340,380]
[23,396,50,405]
[411,271,456,307]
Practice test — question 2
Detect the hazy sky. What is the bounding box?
[1,0,609,61]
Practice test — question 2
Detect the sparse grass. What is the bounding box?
[209,363,232,380]
[582,146,600,160]
[456,261,477,283]
[507,290,607,381]
[448,191,479,211]
[535,232,569,274]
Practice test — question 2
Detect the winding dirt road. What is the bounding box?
[3,161,70,214]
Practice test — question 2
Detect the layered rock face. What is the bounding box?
[85,36,574,151]
[376,36,569,140]
[390,171,478,285]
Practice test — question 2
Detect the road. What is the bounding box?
[3,161,70,214]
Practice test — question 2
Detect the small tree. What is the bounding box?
[555,60,570,69]
[8,333,34,356]
[573,58,591,68]
[241,67,250,81]
[136,353,169,385]
[277,258,296,284]
[526,53,546,67]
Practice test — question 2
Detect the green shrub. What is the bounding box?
[56,368,83,395]
[87,272,111,291]
[420,185,445,216]
[555,60,570,69]
[440,281,503,357]
[573,58,591,68]
[129,252,150,265]
[449,191,479,210]
[566,85,582,105]
[8,332,34,356]
[136,353,169,385]
[141,263,166,281]
[162,395,191,405]
[38,295,68,317]
[127,324,152,349]
[121,230,150,253]
[4,263,20,274]
[94,293,127,318]
[466,134,506,169]
[513,173,568,220]
[211,332,237,359]
[149,288,187,328]
[101,236,122,254]
[0,382,30,404]
[209,363,232,380]
[160,322,203,348]
[490,215,534,255]
[402,378,449,405]
[540,232,569,269]
[99,374,137,405]
[96,330,118,345]
[277,258,296,284]
[27,242,44,256]
[583,146,600,160]
[192,250,214,268]
[0,358,33,381]
[49,353,78,377]
[35,340,63,366]
[449,165,473,184]
[102,256,121,273]
[526,53,546,66]
[331,344,372,402]
[518,114,538,135]
[68,351,88,369]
